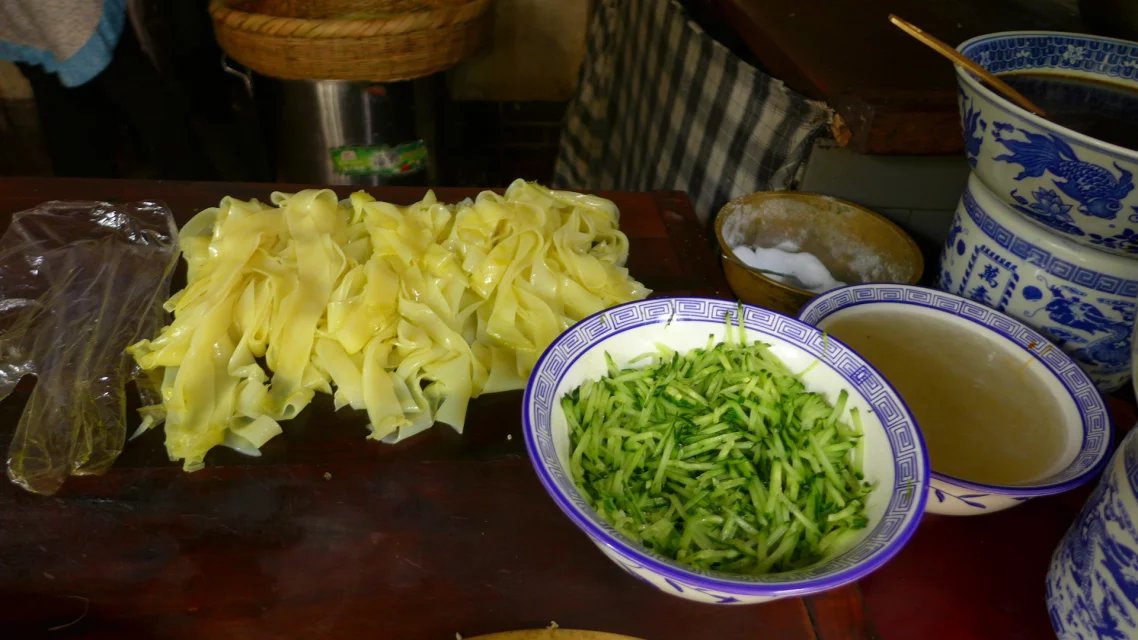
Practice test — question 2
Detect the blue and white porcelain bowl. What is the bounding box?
[957,31,1138,257]
[799,284,1114,516]
[939,172,1138,393]
[1047,425,1138,639]
[521,297,929,604]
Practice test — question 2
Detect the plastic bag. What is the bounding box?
[0,201,178,495]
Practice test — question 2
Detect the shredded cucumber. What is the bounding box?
[563,318,873,575]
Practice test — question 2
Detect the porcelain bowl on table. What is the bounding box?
[1047,425,1138,639]
[799,284,1114,516]
[521,297,929,604]
[938,172,1138,393]
[956,30,1138,256]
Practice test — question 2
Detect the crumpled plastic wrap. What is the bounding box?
[0,201,178,495]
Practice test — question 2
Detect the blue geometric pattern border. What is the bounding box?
[962,188,1138,297]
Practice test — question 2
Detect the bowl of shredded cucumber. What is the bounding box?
[522,297,929,604]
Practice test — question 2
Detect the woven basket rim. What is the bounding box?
[209,0,491,35]
[210,0,491,80]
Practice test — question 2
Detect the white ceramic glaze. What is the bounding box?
[957,31,1138,257]
[522,297,929,604]
[799,284,1114,516]
[1047,426,1138,638]
[938,172,1138,393]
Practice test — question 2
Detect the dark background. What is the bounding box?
[0,1,570,188]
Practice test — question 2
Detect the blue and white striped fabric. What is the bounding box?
[553,0,832,223]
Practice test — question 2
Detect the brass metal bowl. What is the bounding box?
[714,191,924,315]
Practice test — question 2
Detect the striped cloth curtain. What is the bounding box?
[553,0,832,223]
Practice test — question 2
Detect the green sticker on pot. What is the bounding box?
[330,140,428,177]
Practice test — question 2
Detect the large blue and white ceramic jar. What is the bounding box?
[1047,424,1138,639]
[938,173,1138,393]
[956,31,1138,257]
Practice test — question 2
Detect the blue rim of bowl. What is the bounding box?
[956,30,1138,162]
[798,284,1115,497]
[521,296,930,597]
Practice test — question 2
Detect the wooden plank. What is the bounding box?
[704,0,1084,155]
[806,586,878,640]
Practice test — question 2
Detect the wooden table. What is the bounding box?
[0,177,1128,639]
[0,177,840,640]
[704,0,1085,155]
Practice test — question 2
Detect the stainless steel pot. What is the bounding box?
[223,58,438,186]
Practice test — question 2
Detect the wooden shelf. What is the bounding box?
[705,0,1086,155]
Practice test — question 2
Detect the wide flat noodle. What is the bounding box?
[128,180,650,470]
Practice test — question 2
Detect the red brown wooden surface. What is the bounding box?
[0,177,868,640]
[0,177,1130,639]
[705,0,1085,155]
[861,395,1135,640]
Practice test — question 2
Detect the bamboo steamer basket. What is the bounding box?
[209,0,492,82]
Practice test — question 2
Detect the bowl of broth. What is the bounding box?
[799,284,1114,516]
[956,31,1138,257]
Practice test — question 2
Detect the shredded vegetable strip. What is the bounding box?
[563,320,872,574]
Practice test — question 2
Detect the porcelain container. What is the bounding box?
[522,297,929,604]
[957,31,1138,257]
[938,173,1138,392]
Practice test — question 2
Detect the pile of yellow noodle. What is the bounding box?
[128,181,649,470]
